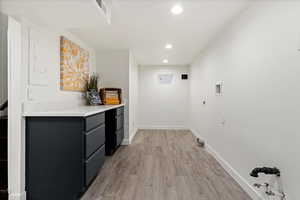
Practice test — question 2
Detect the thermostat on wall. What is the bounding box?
[181,74,188,80]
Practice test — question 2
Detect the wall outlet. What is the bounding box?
[221,118,226,126]
[216,81,223,96]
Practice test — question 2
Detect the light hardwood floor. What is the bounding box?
[81,130,252,200]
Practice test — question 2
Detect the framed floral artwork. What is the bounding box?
[60,36,89,91]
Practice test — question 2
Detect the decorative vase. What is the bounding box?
[86,89,102,106]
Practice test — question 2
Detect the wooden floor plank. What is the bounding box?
[81,130,251,200]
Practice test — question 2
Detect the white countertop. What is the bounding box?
[23,104,125,117]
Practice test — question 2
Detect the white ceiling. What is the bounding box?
[1,0,249,65]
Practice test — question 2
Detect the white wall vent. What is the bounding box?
[95,0,111,24]
[158,74,174,84]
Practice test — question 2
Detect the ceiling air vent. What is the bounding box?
[95,0,111,24]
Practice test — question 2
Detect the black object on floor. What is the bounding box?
[250,167,281,177]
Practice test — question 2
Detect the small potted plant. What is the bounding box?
[86,73,102,105]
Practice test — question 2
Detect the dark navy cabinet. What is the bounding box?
[105,107,124,155]
[25,106,124,200]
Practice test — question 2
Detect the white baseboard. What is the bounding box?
[121,128,138,145]
[9,191,26,200]
[190,129,264,200]
[130,128,138,142]
[138,125,187,130]
[121,138,130,145]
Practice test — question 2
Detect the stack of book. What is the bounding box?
[105,91,119,104]
[100,88,122,105]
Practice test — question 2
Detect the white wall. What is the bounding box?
[129,52,139,141]
[138,65,189,129]
[96,50,131,143]
[21,19,96,111]
[189,2,300,199]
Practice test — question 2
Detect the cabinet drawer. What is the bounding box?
[116,128,124,147]
[85,145,105,186]
[85,112,105,132]
[116,107,124,116]
[116,114,124,131]
[85,124,105,158]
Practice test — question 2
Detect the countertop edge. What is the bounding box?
[23,104,125,117]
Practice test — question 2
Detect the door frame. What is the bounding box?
[7,17,26,200]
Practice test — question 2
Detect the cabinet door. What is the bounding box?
[26,117,84,200]
[116,128,124,147]
[116,107,124,116]
[116,114,124,131]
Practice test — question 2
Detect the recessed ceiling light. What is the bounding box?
[163,59,169,63]
[165,44,173,49]
[171,4,183,15]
